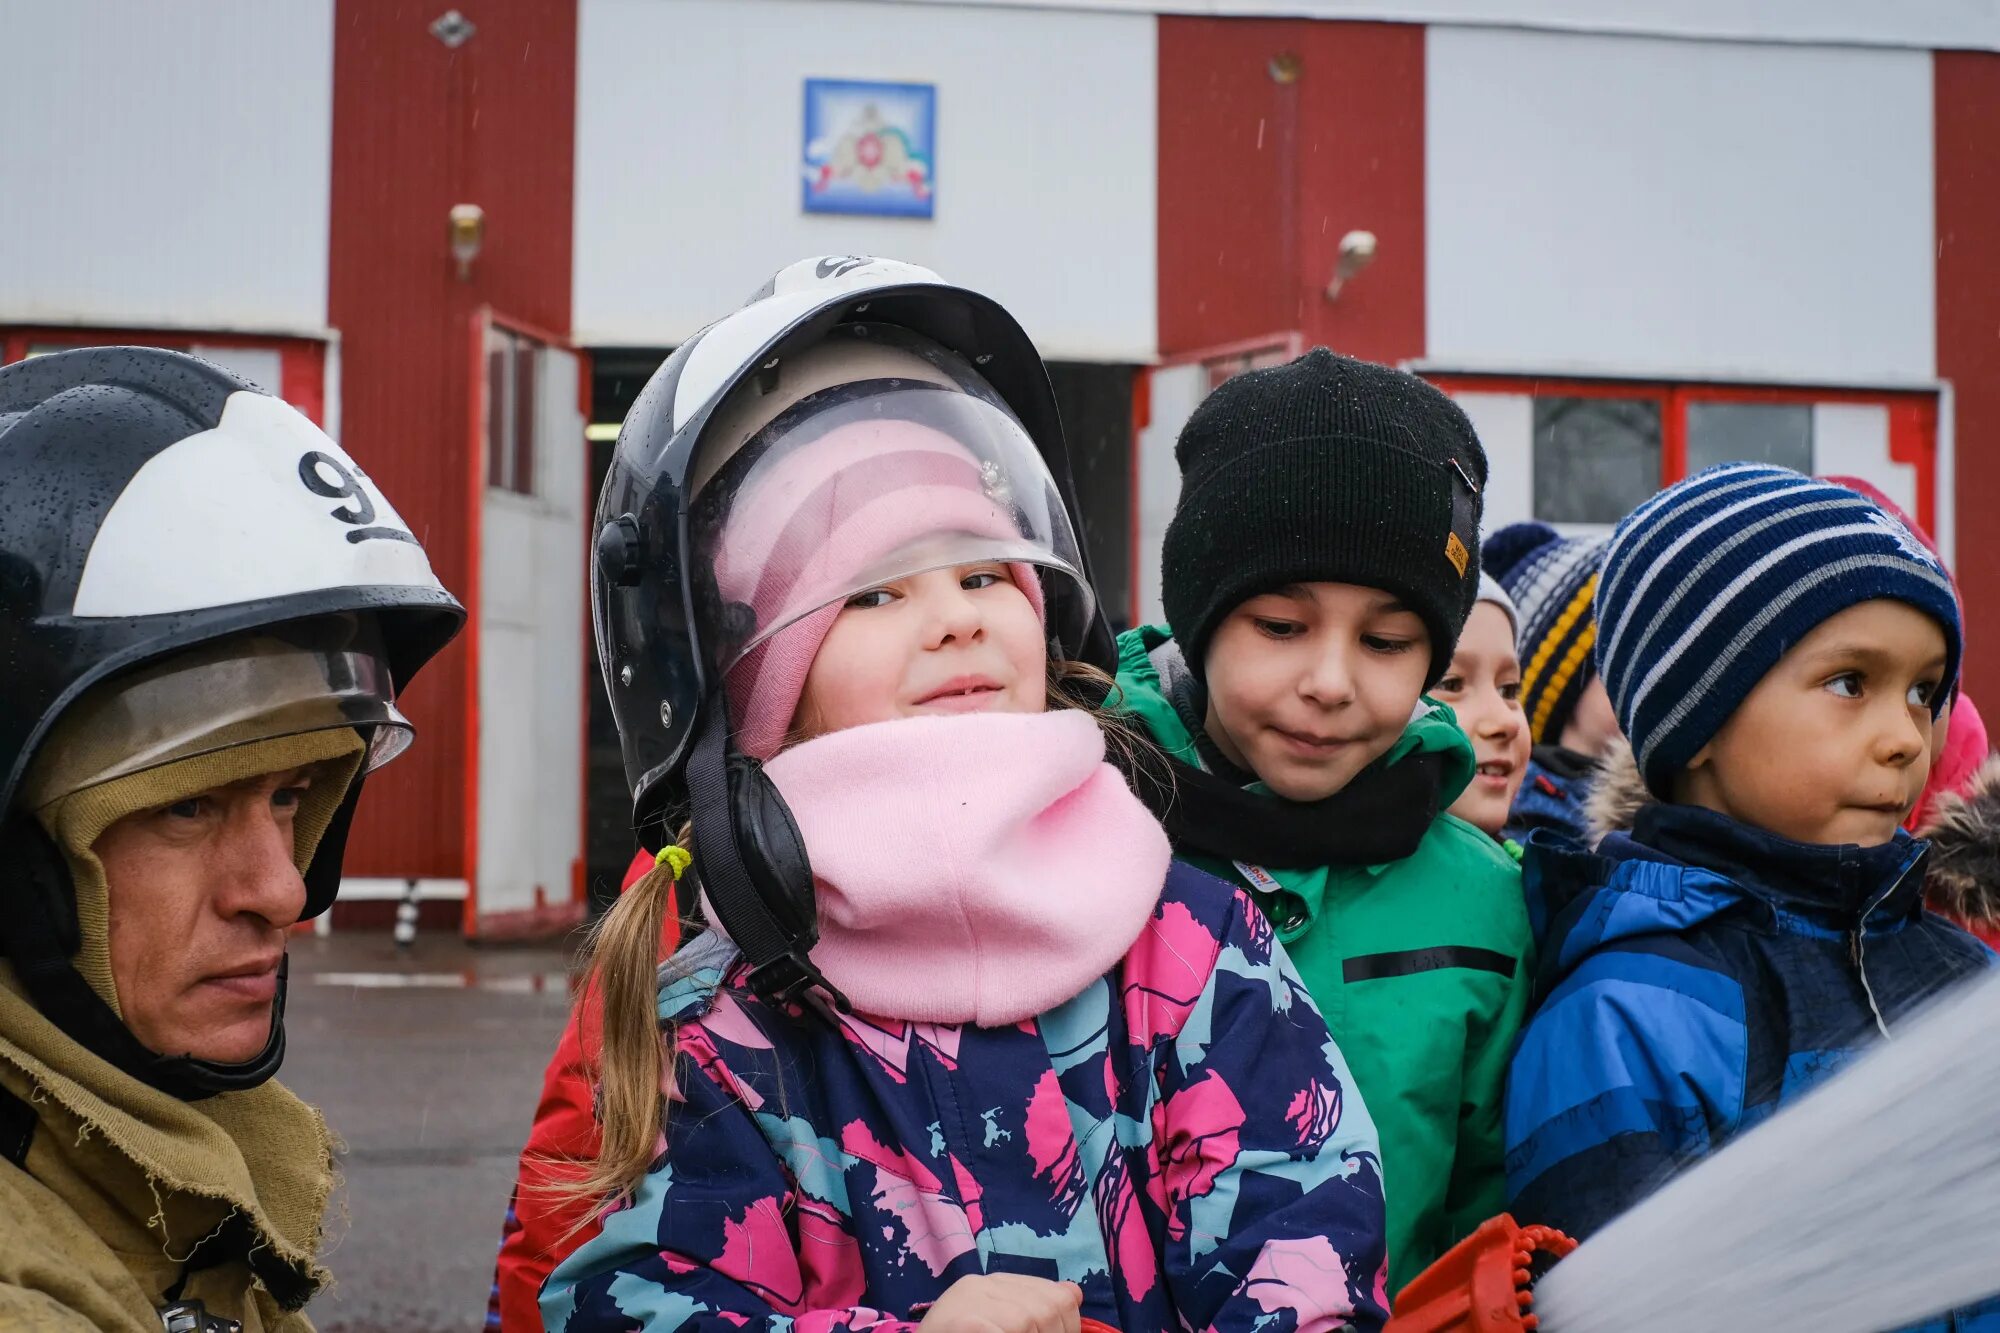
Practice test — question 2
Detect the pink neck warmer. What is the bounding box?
[757,708,1170,1026]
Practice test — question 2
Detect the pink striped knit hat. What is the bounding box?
[712,415,1046,760]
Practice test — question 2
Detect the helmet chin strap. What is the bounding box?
[685,699,850,1012]
[0,815,288,1100]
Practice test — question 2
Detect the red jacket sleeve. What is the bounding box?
[489,849,679,1331]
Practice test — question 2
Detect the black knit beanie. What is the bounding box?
[1162,348,1487,688]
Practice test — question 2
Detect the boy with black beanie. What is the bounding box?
[1114,347,1531,1296]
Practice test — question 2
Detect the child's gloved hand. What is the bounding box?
[917,1274,1086,1333]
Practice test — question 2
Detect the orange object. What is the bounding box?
[1080,1321,1119,1333]
[1383,1214,1577,1333]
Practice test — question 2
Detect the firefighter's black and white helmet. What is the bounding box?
[0,346,464,1096]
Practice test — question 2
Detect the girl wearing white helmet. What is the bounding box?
[539,259,1392,1333]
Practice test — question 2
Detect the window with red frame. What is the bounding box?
[1425,375,1939,537]
[1,328,323,426]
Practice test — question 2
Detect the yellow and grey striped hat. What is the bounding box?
[1485,521,1605,745]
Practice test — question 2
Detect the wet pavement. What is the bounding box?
[283,928,580,1333]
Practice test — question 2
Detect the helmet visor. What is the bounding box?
[689,373,1091,672]
[22,616,412,811]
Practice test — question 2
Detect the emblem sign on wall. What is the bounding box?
[802,78,936,218]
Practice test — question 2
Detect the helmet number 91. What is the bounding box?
[298,451,416,546]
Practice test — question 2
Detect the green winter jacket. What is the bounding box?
[1114,626,1533,1296]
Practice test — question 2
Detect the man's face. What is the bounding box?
[93,766,320,1064]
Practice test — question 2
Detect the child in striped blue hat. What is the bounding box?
[1502,464,1999,1316]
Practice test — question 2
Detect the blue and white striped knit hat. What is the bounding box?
[1595,463,1961,796]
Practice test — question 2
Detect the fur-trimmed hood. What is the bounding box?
[1582,738,1649,845]
[1582,739,2000,936]
[1918,754,2000,935]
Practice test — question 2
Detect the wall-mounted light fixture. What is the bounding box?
[1325,229,1378,302]
[449,204,485,280]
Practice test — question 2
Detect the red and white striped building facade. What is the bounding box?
[5,0,1997,933]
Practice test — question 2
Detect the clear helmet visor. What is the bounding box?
[22,615,412,812]
[689,361,1091,672]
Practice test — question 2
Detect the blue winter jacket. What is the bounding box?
[1499,745,1596,847]
[1504,803,2000,1329]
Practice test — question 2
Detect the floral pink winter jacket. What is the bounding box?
[541,862,1390,1332]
